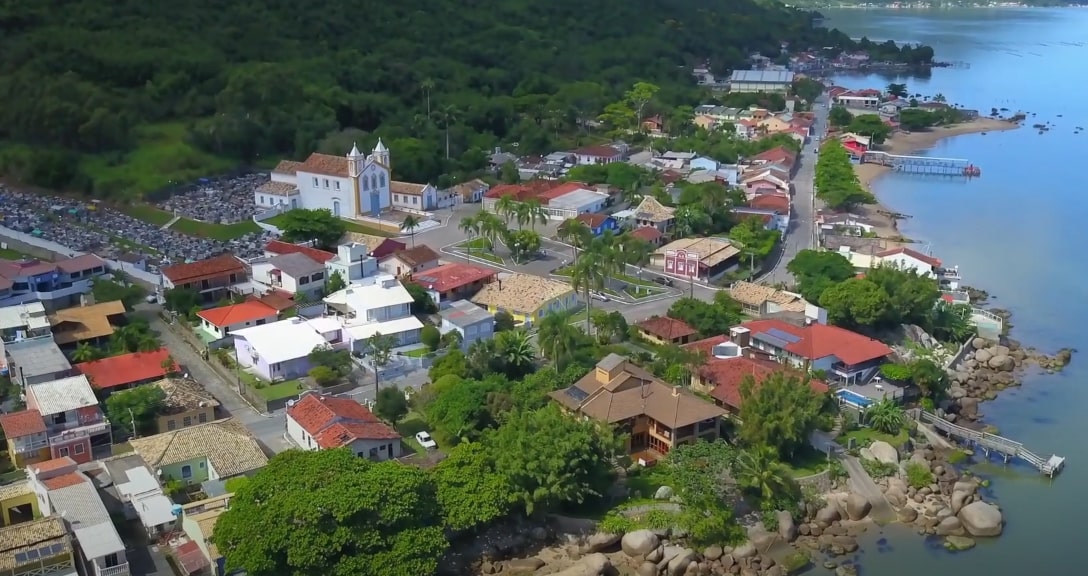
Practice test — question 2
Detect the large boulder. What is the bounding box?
[935,516,964,536]
[621,530,660,558]
[957,502,1004,537]
[869,441,899,465]
[974,349,993,364]
[666,548,697,576]
[732,541,757,559]
[959,397,980,418]
[654,486,675,500]
[844,493,872,521]
[504,558,545,574]
[897,506,919,523]
[776,510,798,542]
[583,532,620,553]
[950,480,978,515]
[551,553,611,576]
[972,337,989,350]
[988,355,1014,371]
[815,504,841,527]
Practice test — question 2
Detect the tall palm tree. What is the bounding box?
[590,231,624,290]
[524,199,547,231]
[458,215,478,260]
[420,78,435,115]
[569,252,605,334]
[71,342,100,363]
[536,312,582,369]
[621,236,653,285]
[477,211,508,253]
[512,201,531,230]
[734,446,796,504]
[557,218,591,263]
[401,215,420,247]
[136,334,161,353]
[494,195,517,226]
[438,104,459,160]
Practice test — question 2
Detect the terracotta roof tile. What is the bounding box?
[264,240,336,263]
[129,419,268,478]
[741,319,892,366]
[749,193,790,213]
[389,245,439,268]
[273,160,303,175]
[28,457,77,475]
[162,254,245,284]
[576,213,610,228]
[411,263,496,293]
[630,227,663,242]
[55,254,106,274]
[633,197,676,222]
[196,301,278,328]
[636,316,697,340]
[573,145,622,158]
[287,393,398,448]
[390,181,427,195]
[43,472,85,491]
[0,409,46,438]
[48,300,127,345]
[256,181,298,196]
[483,180,558,201]
[75,348,176,389]
[471,274,573,315]
[299,153,349,178]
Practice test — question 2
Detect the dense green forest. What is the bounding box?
[0,0,930,197]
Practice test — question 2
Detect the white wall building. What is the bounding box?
[254,141,393,219]
[285,393,402,459]
[323,275,424,351]
[249,252,326,298]
[325,243,379,284]
[439,300,495,350]
[391,182,451,212]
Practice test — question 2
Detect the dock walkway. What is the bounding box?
[861,151,979,176]
[907,409,1065,477]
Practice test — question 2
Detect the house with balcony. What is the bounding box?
[736,320,893,385]
[0,303,51,343]
[0,410,50,469]
[550,354,725,462]
[0,255,107,311]
[631,197,676,236]
[0,517,77,576]
[323,275,424,351]
[74,349,178,395]
[875,247,960,290]
[325,242,380,284]
[128,419,268,487]
[5,339,71,388]
[25,375,109,464]
[27,458,128,576]
[48,301,127,347]
[232,316,345,381]
[195,300,279,341]
[286,392,402,459]
[161,254,247,303]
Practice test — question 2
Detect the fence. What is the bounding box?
[252,207,286,235]
[944,338,975,371]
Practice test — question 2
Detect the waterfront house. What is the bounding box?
[196,300,279,341]
[411,262,497,307]
[729,281,825,323]
[49,301,127,347]
[75,348,177,394]
[439,300,495,349]
[285,392,401,459]
[549,354,725,462]
[128,418,268,486]
[635,316,697,346]
[736,320,892,384]
[470,273,577,328]
[161,254,247,303]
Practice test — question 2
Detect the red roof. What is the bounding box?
[842,141,867,155]
[749,193,790,213]
[43,472,86,490]
[685,336,827,410]
[537,182,588,201]
[741,319,893,366]
[197,301,278,328]
[28,457,77,475]
[0,409,46,438]
[573,145,621,158]
[75,348,177,389]
[176,540,210,575]
[412,262,496,293]
[265,240,337,263]
[162,254,245,284]
[576,213,610,228]
[287,394,399,448]
[636,316,697,340]
[750,146,797,168]
[483,180,557,201]
[630,227,663,242]
[876,247,942,268]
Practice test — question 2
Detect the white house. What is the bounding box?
[285,392,402,459]
[326,242,379,284]
[0,301,51,342]
[254,141,393,219]
[322,275,424,351]
[875,247,943,278]
[391,181,447,212]
[249,252,326,298]
[439,300,495,349]
[690,156,719,172]
[571,144,625,165]
[377,245,440,278]
[232,317,345,381]
[833,91,880,109]
[196,301,279,341]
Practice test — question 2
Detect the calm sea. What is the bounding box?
[815,8,1088,575]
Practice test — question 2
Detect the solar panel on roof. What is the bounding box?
[14,552,27,564]
[765,327,801,344]
[754,332,791,349]
[564,387,589,402]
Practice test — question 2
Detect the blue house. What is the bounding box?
[690,156,719,172]
[577,213,620,237]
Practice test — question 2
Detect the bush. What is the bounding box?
[860,459,898,478]
[421,325,441,351]
[308,365,340,386]
[905,462,935,488]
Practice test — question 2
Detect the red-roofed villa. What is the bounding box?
[411,262,497,305]
[737,319,893,385]
[286,392,402,459]
[75,348,178,392]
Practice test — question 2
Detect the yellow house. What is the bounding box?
[693,115,719,131]
[0,481,39,527]
[0,410,49,469]
[470,273,577,328]
[758,115,791,133]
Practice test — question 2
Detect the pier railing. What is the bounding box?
[907,409,1064,477]
[861,151,977,176]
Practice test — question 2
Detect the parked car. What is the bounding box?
[652,276,674,287]
[415,431,437,450]
[589,290,610,302]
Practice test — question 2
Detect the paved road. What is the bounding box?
[762,96,830,286]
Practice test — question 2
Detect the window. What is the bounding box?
[312,177,319,187]
[363,177,369,191]
[58,447,69,457]
[104,554,120,568]
[183,416,192,427]
[412,197,418,205]
[371,174,378,189]
[53,412,67,424]
[323,179,329,188]
[74,443,85,455]
[182,465,193,479]
[311,271,324,281]
[168,419,177,431]
[335,181,341,190]
[333,200,341,217]
[380,174,386,187]
[198,412,208,423]
[260,196,265,204]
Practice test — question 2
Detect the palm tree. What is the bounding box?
[420,78,435,115]
[438,104,459,160]
[71,342,99,363]
[590,231,624,290]
[512,201,531,230]
[458,215,478,260]
[866,399,905,434]
[673,205,709,238]
[136,334,161,353]
[523,199,547,231]
[494,195,517,226]
[621,236,653,287]
[401,215,420,247]
[569,251,605,334]
[734,446,796,504]
[477,211,507,252]
[498,330,535,374]
[536,312,582,369]
[557,218,591,263]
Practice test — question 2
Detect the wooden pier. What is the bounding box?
[908,409,1065,477]
[862,151,980,176]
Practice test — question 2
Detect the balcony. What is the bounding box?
[12,437,49,454]
[96,562,130,576]
[49,421,110,447]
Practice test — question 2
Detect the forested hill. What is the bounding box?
[0,0,921,195]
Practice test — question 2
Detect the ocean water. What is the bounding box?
[814,8,1088,575]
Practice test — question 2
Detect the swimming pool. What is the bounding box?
[836,388,875,409]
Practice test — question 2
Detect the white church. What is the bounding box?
[254,140,449,216]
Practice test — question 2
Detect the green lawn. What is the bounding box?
[836,426,911,449]
[402,347,431,358]
[118,204,260,241]
[253,379,304,401]
[0,248,31,260]
[458,238,492,250]
[623,285,664,300]
[120,205,175,226]
[625,465,675,500]
[265,212,392,237]
[455,245,504,265]
[80,122,237,198]
[396,412,432,455]
[783,445,831,478]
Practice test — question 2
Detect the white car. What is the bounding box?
[589,290,610,302]
[415,431,438,450]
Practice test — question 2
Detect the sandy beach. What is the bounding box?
[850,117,1021,243]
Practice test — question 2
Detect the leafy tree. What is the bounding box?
[908,358,949,399]
[432,443,516,532]
[729,215,781,270]
[864,263,940,326]
[625,81,660,127]
[106,386,166,437]
[846,114,891,144]
[505,229,542,263]
[307,365,340,387]
[401,281,437,314]
[500,160,520,184]
[814,140,876,210]
[791,77,824,103]
[828,106,854,127]
[786,249,856,303]
[308,345,353,377]
[493,311,516,332]
[494,330,536,379]
[537,312,592,370]
[886,83,909,98]
[324,270,346,295]
[278,209,346,249]
[420,325,441,351]
[91,278,146,308]
[425,376,506,445]
[819,278,890,328]
[484,405,619,515]
[163,288,201,314]
[375,386,409,424]
[429,348,469,381]
[738,371,824,460]
[927,301,974,343]
[366,332,398,389]
[71,342,101,363]
[213,450,447,576]
[865,399,904,434]
[666,292,743,338]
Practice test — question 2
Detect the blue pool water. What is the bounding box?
[836,389,875,408]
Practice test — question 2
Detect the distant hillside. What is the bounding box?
[0,0,930,196]
[794,1,1082,7]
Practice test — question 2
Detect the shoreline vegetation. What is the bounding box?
[852,116,1021,243]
